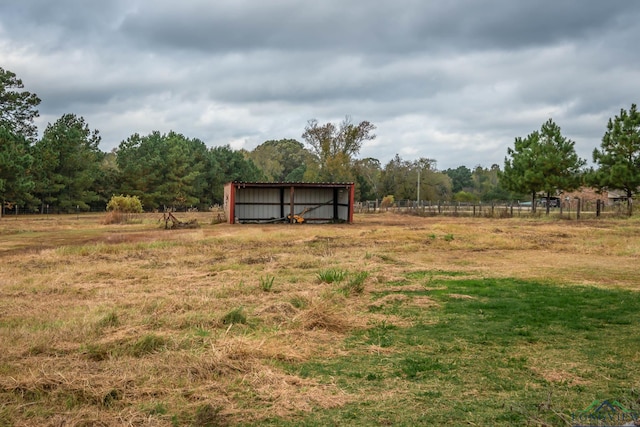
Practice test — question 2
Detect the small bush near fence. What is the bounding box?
[104,195,144,224]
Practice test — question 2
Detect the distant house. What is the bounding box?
[223,182,355,224]
[561,188,609,205]
[605,189,633,204]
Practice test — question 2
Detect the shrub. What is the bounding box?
[453,191,479,203]
[106,195,143,213]
[380,195,395,209]
[105,195,143,224]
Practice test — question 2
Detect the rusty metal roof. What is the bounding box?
[229,181,354,188]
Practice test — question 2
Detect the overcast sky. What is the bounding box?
[2,1,639,170]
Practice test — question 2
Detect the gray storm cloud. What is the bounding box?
[1,0,639,168]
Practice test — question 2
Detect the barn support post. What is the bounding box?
[225,183,236,224]
[348,184,355,223]
[279,187,285,220]
[289,186,295,222]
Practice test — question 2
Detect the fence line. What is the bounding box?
[2,200,632,219]
[354,199,632,219]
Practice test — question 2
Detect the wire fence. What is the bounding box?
[355,199,633,219]
[0,205,209,217]
[1,199,633,220]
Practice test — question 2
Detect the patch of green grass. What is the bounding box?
[364,320,397,348]
[221,307,247,325]
[273,278,640,426]
[129,334,167,357]
[194,327,211,337]
[386,279,411,287]
[83,333,168,360]
[193,403,226,426]
[399,355,451,379]
[289,295,309,309]
[142,401,168,416]
[96,311,119,329]
[405,270,466,279]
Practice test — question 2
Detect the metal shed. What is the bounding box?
[223,182,355,224]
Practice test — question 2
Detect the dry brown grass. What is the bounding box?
[1,211,639,425]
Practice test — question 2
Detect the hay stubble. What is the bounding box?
[0,212,638,425]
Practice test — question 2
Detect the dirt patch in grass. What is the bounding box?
[530,367,590,386]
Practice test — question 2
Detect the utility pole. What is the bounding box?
[417,169,421,205]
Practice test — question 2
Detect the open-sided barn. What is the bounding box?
[223,182,355,224]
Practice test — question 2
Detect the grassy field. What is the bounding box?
[0,212,639,426]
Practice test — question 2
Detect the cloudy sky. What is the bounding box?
[2,1,639,170]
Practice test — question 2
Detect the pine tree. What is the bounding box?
[591,104,640,215]
[501,119,585,214]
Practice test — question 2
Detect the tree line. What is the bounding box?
[1,66,639,214]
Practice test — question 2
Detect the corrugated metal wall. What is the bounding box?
[292,188,333,220]
[234,188,282,220]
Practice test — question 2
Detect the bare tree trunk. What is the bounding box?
[546,192,551,216]
[531,192,536,213]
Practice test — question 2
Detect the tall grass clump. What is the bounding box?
[317,268,347,284]
[341,271,369,296]
[260,275,275,292]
